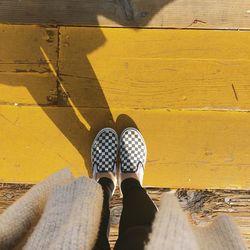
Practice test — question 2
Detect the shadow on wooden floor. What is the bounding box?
[0,0,174,175]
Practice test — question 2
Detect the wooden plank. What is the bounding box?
[2,26,250,109]
[0,105,250,189]
[110,189,250,248]
[0,73,57,105]
[177,189,250,247]
[1,186,249,248]
[0,0,250,29]
[59,27,250,110]
[0,25,58,105]
[0,183,32,214]
[0,25,58,72]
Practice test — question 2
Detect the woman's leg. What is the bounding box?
[91,128,119,250]
[93,177,114,250]
[114,178,157,250]
[119,178,157,235]
[115,128,157,250]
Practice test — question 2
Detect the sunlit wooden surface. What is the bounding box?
[1,25,250,188]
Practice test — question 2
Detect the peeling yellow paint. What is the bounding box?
[0,106,250,189]
[1,25,250,188]
[40,46,91,130]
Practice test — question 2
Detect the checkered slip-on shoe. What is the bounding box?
[91,128,118,185]
[119,127,147,185]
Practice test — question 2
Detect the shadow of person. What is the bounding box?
[1,0,174,176]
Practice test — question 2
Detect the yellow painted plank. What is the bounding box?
[2,25,250,109]
[59,27,250,110]
[0,25,58,105]
[0,73,56,105]
[0,25,58,73]
[0,0,250,30]
[0,105,250,189]
[60,28,250,64]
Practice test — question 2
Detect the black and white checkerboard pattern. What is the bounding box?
[91,129,118,172]
[120,129,146,173]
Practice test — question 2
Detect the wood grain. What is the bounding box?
[110,188,250,248]
[1,25,250,188]
[1,106,250,188]
[59,27,250,110]
[3,25,250,110]
[0,0,249,29]
[0,25,57,105]
[0,183,32,214]
[0,73,57,105]
[1,185,249,248]
[0,25,58,73]
[177,189,250,248]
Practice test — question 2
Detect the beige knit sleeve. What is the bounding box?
[0,168,74,250]
[24,176,103,250]
[193,214,247,250]
[145,193,247,250]
[145,193,199,250]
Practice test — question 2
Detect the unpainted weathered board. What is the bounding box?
[1,185,249,248]
[0,106,250,188]
[109,189,250,248]
[177,189,250,248]
[0,0,250,29]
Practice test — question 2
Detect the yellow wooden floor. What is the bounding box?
[1,25,250,188]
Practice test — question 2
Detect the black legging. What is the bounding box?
[93,177,157,250]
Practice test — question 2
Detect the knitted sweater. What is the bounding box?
[0,169,247,250]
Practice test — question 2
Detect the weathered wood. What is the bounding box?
[109,189,250,247]
[0,25,58,105]
[176,189,250,247]
[1,185,249,248]
[0,73,57,105]
[0,183,32,214]
[0,25,58,73]
[1,25,250,188]
[1,106,250,188]
[0,0,250,29]
[2,25,250,110]
[59,27,250,110]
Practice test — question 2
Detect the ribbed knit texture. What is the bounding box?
[193,215,247,250]
[24,176,103,250]
[0,170,247,250]
[0,168,74,250]
[145,193,199,250]
[145,193,247,250]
